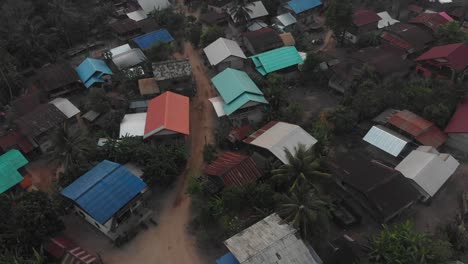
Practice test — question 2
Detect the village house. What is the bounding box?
[250,46,304,75]
[61,160,150,241]
[209,68,268,125]
[132,29,174,50]
[363,125,412,158]
[111,48,147,70]
[281,0,322,24]
[202,151,264,193]
[32,62,83,98]
[414,43,468,80]
[381,22,434,54]
[409,11,454,32]
[241,28,283,55]
[273,13,297,32]
[243,121,317,165]
[76,58,113,89]
[395,146,459,201]
[204,38,247,71]
[444,99,468,153]
[0,149,30,194]
[217,213,323,264]
[152,59,194,96]
[329,153,420,223]
[345,9,381,44]
[138,77,160,96]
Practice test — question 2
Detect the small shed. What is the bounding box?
[138,78,160,96]
[279,32,295,46]
[49,98,80,119]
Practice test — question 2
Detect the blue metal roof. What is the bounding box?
[132,29,174,50]
[61,160,147,224]
[216,252,240,264]
[76,58,113,88]
[287,0,322,14]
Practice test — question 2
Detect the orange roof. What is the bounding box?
[144,91,190,139]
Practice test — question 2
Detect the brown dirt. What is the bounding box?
[102,42,216,264]
[319,30,336,52]
[25,159,59,193]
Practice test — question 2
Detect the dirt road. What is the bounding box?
[103,42,215,264]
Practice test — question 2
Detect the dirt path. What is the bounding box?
[103,41,215,264]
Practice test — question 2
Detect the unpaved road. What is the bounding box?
[103,42,216,264]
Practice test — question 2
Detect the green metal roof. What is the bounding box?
[250,46,303,75]
[211,68,268,115]
[0,150,28,193]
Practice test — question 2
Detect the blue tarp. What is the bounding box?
[132,29,174,50]
[76,58,113,88]
[216,252,240,264]
[61,160,147,224]
[287,0,322,14]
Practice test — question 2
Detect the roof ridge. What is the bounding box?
[75,161,122,200]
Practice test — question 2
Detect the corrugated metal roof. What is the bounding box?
[132,29,174,50]
[217,252,240,264]
[287,0,321,14]
[112,48,147,70]
[410,12,453,31]
[396,146,459,196]
[211,68,264,104]
[203,38,246,66]
[50,98,80,119]
[209,96,227,117]
[276,13,297,27]
[445,100,468,133]
[138,77,160,95]
[363,125,409,157]
[244,121,317,164]
[109,44,132,57]
[229,1,268,22]
[353,9,381,27]
[144,91,189,138]
[76,58,113,88]
[152,59,192,80]
[279,33,295,46]
[119,113,147,138]
[0,131,34,153]
[224,213,320,264]
[61,160,147,224]
[127,10,147,21]
[250,46,303,75]
[0,150,28,193]
[377,11,399,28]
[415,43,468,71]
[15,104,67,138]
[388,110,433,137]
[204,152,263,188]
[415,126,447,148]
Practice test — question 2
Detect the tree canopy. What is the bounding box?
[201,26,224,47]
[325,0,353,44]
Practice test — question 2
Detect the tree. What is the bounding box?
[263,73,287,119]
[87,87,111,113]
[201,26,224,47]
[435,21,468,45]
[275,182,331,239]
[328,106,359,133]
[228,0,253,28]
[271,144,330,192]
[51,121,93,170]
[146,42,174,62]
[369,221,453,264]
[187,22,202,47]
[12,192,64,254]
[150,8,186,37]
[203,144,217,163]
[283,101,304,124]
[325,0,352,45]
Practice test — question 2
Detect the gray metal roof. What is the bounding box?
[224,213,321,264]
[152,59,192,80]
[112,48,147,70]
[276,13,297,27]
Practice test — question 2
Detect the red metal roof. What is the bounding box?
[227,124,252,143]
[144,91,190,139]
[0,131,34,153]
[445,100,468,133]
[353,9,381,27]
[243,121,278,143]
[407,4,423,13]
[410,12,453,31]
[381,32,412,51]
[241,27,275,38]
[388,110,446,148]
[415,43,468,71]
[203,152,263,188]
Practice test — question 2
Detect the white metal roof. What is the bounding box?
[127,10,147,21]
[49,98,80,119]
[208,96,227,117]
[395,146,459,196]
[247,20,268,31]
[119,113,147,138]
[363,125,409,157]
[276,13,297,27]
[225,213,320,264]
[137,0,171,14]
[203,38,246,66]
[109,44,132,57]
[248,122,318,164]
[229,1,269,22]
[377,11,399,28]
[112,48,147,70]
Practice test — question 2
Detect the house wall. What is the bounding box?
[216,56,244,71]
[446,133,468,153]
[74,206,114,237]
[229,104,265,126]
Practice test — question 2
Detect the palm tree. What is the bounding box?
[51,121,92,170]
[229,0,253,28]
[276,183,331,239]
[271,144,330,191]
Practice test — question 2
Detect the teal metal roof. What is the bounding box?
[0,150,28,193]
[250,46,303,75]
[211,68,268,115]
